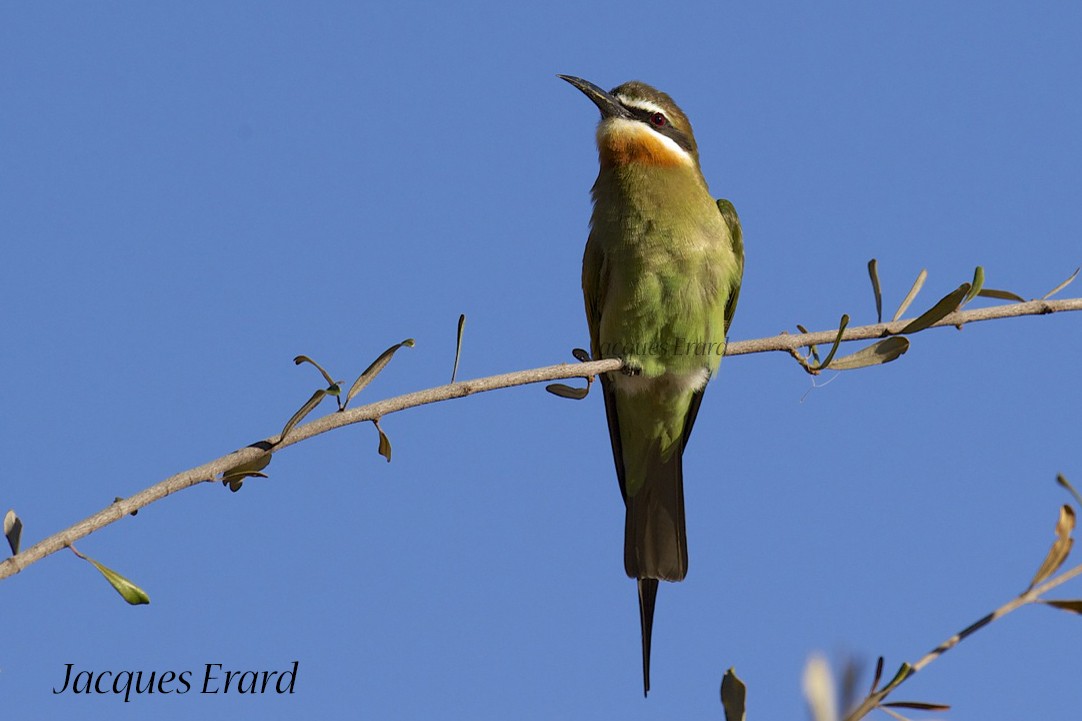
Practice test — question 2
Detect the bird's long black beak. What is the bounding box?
[558,75,631,120]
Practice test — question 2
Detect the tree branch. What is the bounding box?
[843,558,1082,721]
[725,297,1082,356]
[2,296,1080,582]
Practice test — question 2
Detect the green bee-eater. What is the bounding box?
[560,75,744,696]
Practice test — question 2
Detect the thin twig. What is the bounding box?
[2,297,1080,582]
[726,298,1082,356]
[912,561,1082,673]
[843,561,1082,721]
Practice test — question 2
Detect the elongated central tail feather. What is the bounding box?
[637,578,659,697]
[624,442,688,697]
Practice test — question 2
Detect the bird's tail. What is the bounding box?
[637,578,659,697]
[624,445,687,696]
[623,445,688,581]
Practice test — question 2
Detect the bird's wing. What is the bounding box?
[583,234,630,501]
[582,233,606,362]
[716,198,744,336]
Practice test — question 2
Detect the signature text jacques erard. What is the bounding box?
[53,661,299,702]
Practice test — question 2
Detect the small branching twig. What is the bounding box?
[838,482,1082,721]
[1,297,1080,584]
[770,263,1075,374]
[721,478,1082,721]
[729,297,1082,357]
[841,558,1082,721]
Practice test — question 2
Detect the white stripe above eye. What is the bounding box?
[614,94,669,119]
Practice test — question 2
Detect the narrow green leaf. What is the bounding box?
[223,455,272,478]
[280,389,329,443]
[1041,599,1082,614]
[85,556,150,605]
[345,338,416,408]
[977,288,1025,302]
[4,509,22,555]
[222,454,272,493]
[546,383,589,400]
[1056,474,1082,510]
[1028,504,1075,590]
[373,419,392,462]
[870,656,885,693]
[827,337,910,371]
[293,355,336,387]
[815,314,849,370]
[720,667,747,721]
[893,269,928,322]
[1043,267,1079,300]
[868,259,883,323]
[451,314,466,383]
[898,284,970,334]
[882,701,951,711]
[796,324,820,363]
[962,266,985,306]
[224,471,268,492]
[881,662,913,694]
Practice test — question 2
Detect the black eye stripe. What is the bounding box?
[625,105,659,123]
[620,103,694,153]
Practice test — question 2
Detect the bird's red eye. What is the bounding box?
[650,112,666,127]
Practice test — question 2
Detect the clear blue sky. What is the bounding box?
[3,2,1081,719]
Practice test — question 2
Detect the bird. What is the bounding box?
[559,75,744,696]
